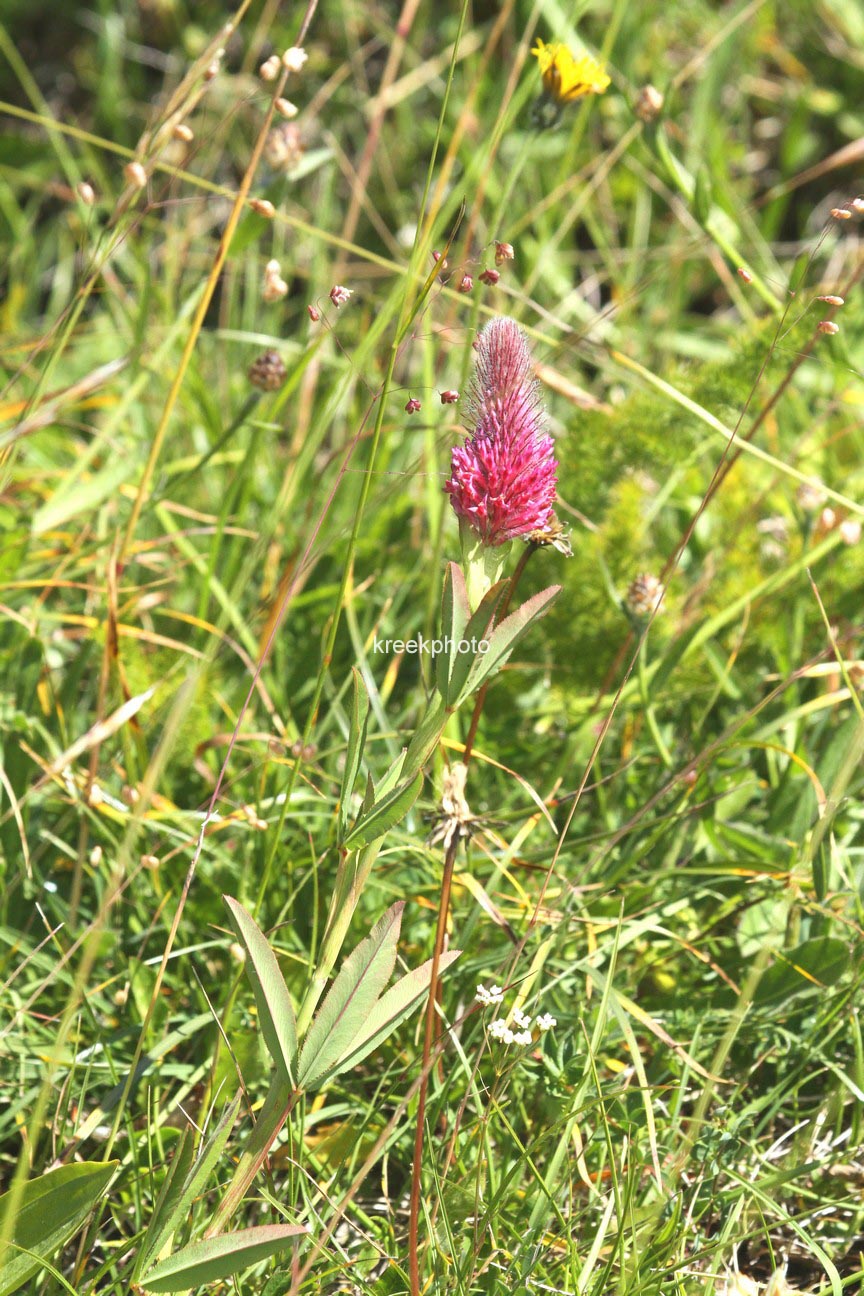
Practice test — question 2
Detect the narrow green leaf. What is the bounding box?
[455,585,561,706]
[754,937,850,1006]
[343,770,423,849]
[435,563,471,703]
[135,1098,240,1278]
[402,693,447,777]
[371,747,407,803]
[443,579,509,706]
[140,1223,308,1292]
[336,668,369,839]
[224,897,297,1085]
[133,1127,195,1279]
[0,1161,117,1296]
[297,903,404,1089]
[321,950,461,1086]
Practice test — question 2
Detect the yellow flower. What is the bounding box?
[531,39,611,104]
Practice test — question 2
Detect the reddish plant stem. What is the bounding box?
[408,541,538,1295]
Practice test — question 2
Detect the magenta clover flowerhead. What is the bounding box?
[445,317,558,547]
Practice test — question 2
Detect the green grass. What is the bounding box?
[1,1,863,1294]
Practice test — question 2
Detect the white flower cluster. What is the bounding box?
[475,985,557,1045]
[489,1018,533,1047]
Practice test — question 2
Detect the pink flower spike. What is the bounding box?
[405,397,421,413]
[329,284,352,307]
[440,389,459,405]
[445,317,558,547]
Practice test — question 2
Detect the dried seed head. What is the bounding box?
[440,389,459,405]
[818,319,839,335]
[124,161,147,188]
[817,294,844,306]
[431,250,449,273]
[852,196,864,214]
[248,349,287,391]
[634,84,663,122]
[329,284,352,307]
[737,267,753,283]
[282,46,308,72]
[479,267,500,286]
[264,123,305,171]
[840,519,861,546]
[458,273,474,293]
[527,513,573,556]
[77,180,96,205]
[250,197,276,218]
[830,207,852,220]
[173,122,194,142]
[796,481,825,512]
[494,241,515,265]
[819,506,837,531]
[405,397,422,413]
[263,278,288,303]
[307,304,320,321]
[259,54,281,81]
[275,97,299,118]
[625,572,665,619]
[204,58,222,81]
[263,259,288,302]
[427,762,477,850]
[140,853,160,871]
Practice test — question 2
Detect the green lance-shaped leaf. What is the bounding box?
[0,1161,118,1296]
[134,1098,240,1280]
[296,903,403,1090]
[224,897,297,1086]
[401,693,447,778]
[453,584,561,708]
[370,746,407,803]
[140,1223,309,1292]
[435,562,471,703]
[317,950,462,1087]
[296,839,381,1036]
[343,770,423,850]
[440,577,510,707]
[336,668,369,840]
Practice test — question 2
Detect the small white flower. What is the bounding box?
[488,1018,511,1042]
[476,984,505,1006]
[840,519,861,546]
[282,46,308,72]
[513,1029,533,1047]
[512,1008,532,1029]
[536,1013,557,1032]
